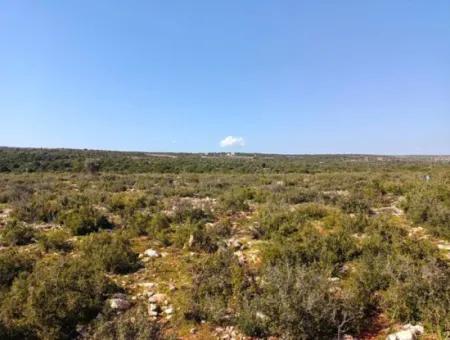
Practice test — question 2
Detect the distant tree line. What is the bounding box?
[0,147,444,174]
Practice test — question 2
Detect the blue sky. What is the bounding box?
[1,1,449,154]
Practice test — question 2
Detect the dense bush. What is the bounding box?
[381,258,450,331]
[0,249,35,287]
[239,262,367,339]
[0,220,36,246]
[88,304,163,340]
[38,229,72,252]
[219,188,253,213]
[186,250,243,323]
[0,256,116,339]
[338,191,371,214]
[60,207,114,235]
[0,152,449,338]
[80,231,140,274]
[403,186,450,239]
[11,194,61,223]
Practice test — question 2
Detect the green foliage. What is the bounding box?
[38,229,72,252]
[381,258,450,331]
[239,262,367,340]
[0,256,116,339]
[84,158,101,174]
[339,191,371,214]
[0,220,36,246]
[403,185,450,239]
[0,151,449,338]
[186,250,243,323]
[255,203,329,239]
[60,207,114,235]
[80,231,140,274]
[0,249,35,288]
[89,304,163,340]
[219,188,254,213]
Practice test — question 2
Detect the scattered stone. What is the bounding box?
[437,243,450,251]
[163,305,174,315]
[386,324,424,340]
[340,264,350,274]
[109,296,131,311]
[148,302,159,317]
[148,293,167,304]
[112,293,128,300]
[144,249,160,258]
[227,237,246,250]
[188,234,195,248]
[234,250,246,265]
[138,282,156,290]
[256,311,268,321]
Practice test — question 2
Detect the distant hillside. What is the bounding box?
[0,147,448,174]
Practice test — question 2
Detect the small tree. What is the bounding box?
[84,158,100,174]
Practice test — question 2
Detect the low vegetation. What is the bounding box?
[0,148,448,339]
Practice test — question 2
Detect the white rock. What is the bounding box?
[256,311,268,321]
[164,306,174,315]
[386,324,424,340]
[109,298,130,311]
[144,249,160,258]
[148,293,167,304]
[138,282,156,289]
[188,234,195,248]
[437,243,450,251]
[148,303,158,311]
[148,303,159,317]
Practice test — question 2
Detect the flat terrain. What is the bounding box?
[0,149,449,339]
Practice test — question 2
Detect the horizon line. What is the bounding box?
[1,145,449,158]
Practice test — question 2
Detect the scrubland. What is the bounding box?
[0,149,449,339]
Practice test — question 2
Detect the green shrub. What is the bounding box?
[0,220,35,246]
[148,213,171,234]
[242,262,367,339]
[11,195,61,223]
[381,258,450,332]
[89,304,163,340]
[186,250,243,323]
[127,213,152,236]
[219,188,253,213]
[38,229,72,252]
[403,186,450,239]
[60,207,114,235]
[80,231,140,274]
[339,192,371,214]
[0,256,117,339]
[108,192,149,217]
[188,226,219,253]
[0,249,35,287]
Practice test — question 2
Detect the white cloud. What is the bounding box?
[220,136,245,148]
